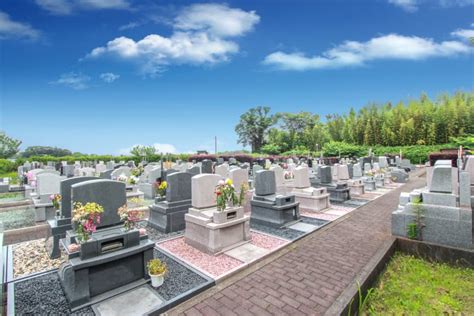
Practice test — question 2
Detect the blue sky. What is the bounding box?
[1,0,473,155]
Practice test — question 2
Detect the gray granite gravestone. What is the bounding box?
[186,165,201,176]
[201,160,213,174]
[47,176,98,258]
[251,170,300,227]
[148,172,192,232]
[59,179,153,310]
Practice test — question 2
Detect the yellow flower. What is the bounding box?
[225,178,233,186]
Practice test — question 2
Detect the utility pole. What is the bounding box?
[214,136,217,155]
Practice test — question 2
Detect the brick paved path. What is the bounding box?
[169,171,426,316]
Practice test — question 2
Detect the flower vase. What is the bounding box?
[149,273,164,288]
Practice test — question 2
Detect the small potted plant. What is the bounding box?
[147,258,167,288]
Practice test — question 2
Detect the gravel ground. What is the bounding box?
[157,237,243,278]
[13,239,66,278]
[14,272,94,315]
[136,221,184,242]
[0,206,35,230]
[0,192,25,203]
[153,249,209,300]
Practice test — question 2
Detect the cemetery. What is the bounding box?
[1,1,473,313]
[3,149,469,315]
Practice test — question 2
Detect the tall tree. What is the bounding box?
[0,132,22,159]
[235,106,277,152]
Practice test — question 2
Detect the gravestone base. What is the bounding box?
[348,179,365,196]
[184,206,250,254]
[292,187,330,212]
[250,198,300,227]
[148,199,191,233]
[316,183,351,202]
[126,190,144,200]
[59,238,154,311]
[363,178,377,191]
[375,177,385,187]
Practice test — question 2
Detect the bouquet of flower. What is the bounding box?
[72,202,104,243]
[128,175,139,185]
[117,203,145,231]
[284,171,294,179]
[131,166,143,177]
[50,194,61,210]
[155,180,167,197]
[215,179,247,211]
[117,174,128,183]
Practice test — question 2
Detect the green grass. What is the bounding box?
[0,171,19,184]
[364,252,474,315]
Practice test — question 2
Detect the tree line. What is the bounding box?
[235,91,474,154]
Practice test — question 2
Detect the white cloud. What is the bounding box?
[451,28,474,40]
[35,0,129,15]
[388,0,418,12]
[86,3,260,75]
[100,72,120,83]
[388,0,473,12]
[174,3,260,37]
[0,11,40,40]
[119,143,178,155]
[263,33,471,71]
[50,72,91,90]
[119,21,141,31]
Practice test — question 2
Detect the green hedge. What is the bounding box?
[0,153,192,174]
[0,143,465,174]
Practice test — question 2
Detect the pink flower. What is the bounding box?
[218,180,225,186]
[139,228,146,236]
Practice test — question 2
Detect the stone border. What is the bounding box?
[3,224,49,246]
[147,247,215,315]
[325,237,474,315]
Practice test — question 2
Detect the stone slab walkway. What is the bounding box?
[167,170,426,316]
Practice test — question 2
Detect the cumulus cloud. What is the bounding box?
[119,143,178,155]
[35,0,129,15]
[451,27,474,40]
[50,72,91,90]
[0,11,40,40]
[86,3,260,75]
[100,72,120,83]
[388,0,418,12]
[263,33,471,71]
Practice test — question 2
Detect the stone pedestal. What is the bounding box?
[250,194,300,227]
[292,187,330,212]
[375,175,385,187]
[363,177,376,191]
[348,179,365,196]
[184,206,250,254]
[59,228,154,310]
[148,199,191,233]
